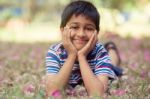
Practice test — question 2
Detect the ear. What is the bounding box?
[95,30,99,34]
[60,27,64,33]
[97,31,99,34]
[97,27,101,34]
[97,27,100,34]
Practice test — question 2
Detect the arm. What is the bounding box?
[78,32,109,96]
[46,27,77,97]
[78,55,108,96]
[46,54,76,96]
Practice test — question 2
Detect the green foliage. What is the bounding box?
[91,0,137,11]
[0,0,147,21]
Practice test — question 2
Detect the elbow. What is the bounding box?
[88,90,104,97]
[46,87,59,97]
[45,79,62,97]
[45,84,62,98]
[88,86,106,97]
[46,89,62,98]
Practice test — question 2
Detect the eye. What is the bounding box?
[86,27,95,31]
[70,26,79,30]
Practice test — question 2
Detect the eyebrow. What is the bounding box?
[69,22,95,28]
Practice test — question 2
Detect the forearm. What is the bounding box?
[78,56,106,96]
[46,54,76,95]
[56,54,76,87]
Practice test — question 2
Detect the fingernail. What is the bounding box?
[64,27,67,31]
[66,25,69,29]
[94,32,96,36]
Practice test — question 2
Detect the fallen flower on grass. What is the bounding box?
[23,83,35,96]
[144,50,150,62]
[111,89,126,96]
[140,69,148,78]
[48,90,63,99]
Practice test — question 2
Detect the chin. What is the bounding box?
[73,40,87,50]
[75,45,85,51]
[76,47,82,51]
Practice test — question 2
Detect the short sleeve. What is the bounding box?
[94,45,116,79]
[45,48,60,74]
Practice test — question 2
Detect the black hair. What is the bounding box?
[60,0,100,31]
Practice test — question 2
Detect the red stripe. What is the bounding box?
[97,66,111,69]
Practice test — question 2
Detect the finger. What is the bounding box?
[92,31,98,48]
[83,32,95,51]
[91,31,97,48]
[68,29,72,42]
[66,28,71,43]
[94,31,98,43]
[62,27,66,41]
[63,27,69,44]
[88,31,96,45]
[64,27,72,46]
[80,31,97,54]
[65,25,70,29]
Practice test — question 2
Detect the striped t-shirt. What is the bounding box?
[46,42,116,87]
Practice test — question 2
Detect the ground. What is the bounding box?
[0,33,150,99]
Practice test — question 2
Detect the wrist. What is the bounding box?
[78,52,86,58]
[68,53,77,59]
[78,54,86,61]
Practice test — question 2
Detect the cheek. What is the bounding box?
[87,33,93,39]
[70,32,75,38]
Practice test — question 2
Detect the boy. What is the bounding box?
[45,0,122,98]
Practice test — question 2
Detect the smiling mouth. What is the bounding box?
[73,39,88,44]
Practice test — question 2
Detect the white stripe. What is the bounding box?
[46,63,59,67]
[46,58,58,63]
[96,73,115,78]
[96,68,114,74]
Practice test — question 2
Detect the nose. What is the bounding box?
[77,29,86,37]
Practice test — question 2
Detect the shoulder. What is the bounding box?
[87,42,106,59]
[95,42,106,52]
[95,42,103,48]
[94,42,109,59]
[47,42,64,56]
[49,42,63,51]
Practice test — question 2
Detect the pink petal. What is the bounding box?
[130,63,138,69]
[23,83,35,95]
[144,50,150,62]
[52,90,61,96]
[140,69,148,78]
[132,39,141,48]
[111,89,126,96]
[120,52,127,62]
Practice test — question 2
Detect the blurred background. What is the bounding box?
[0,0,150,98]
[0,0,150,43]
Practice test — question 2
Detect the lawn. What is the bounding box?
[0,33,150,99]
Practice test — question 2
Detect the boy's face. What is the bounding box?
[62,14,98,50]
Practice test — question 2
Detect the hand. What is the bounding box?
[62,26,77,56]
[78,31,97,57]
